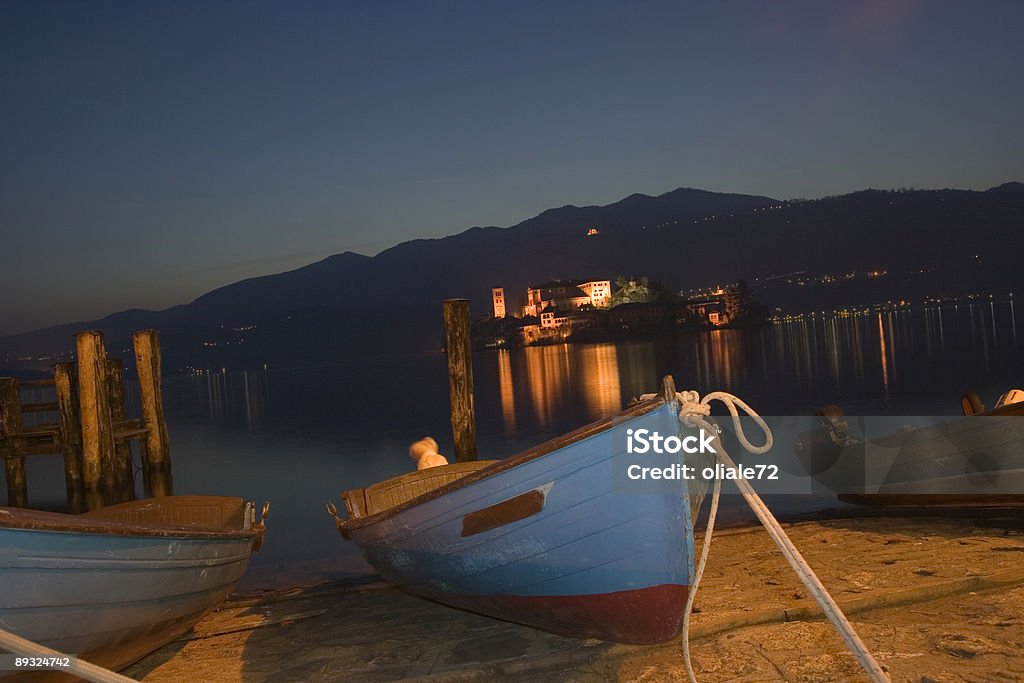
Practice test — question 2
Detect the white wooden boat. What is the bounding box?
[0,496,265,679]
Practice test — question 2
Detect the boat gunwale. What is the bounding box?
[0,496,262,541]
[977,401,1024,417]
[338,389,671,532]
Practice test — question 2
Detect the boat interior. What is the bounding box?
[0,495,261,539]
[962,387,1024,416]
[82,495,250,530]
[339,378,679,524]
[342,461,499,518]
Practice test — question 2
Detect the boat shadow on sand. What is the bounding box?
[122,511,1024,682]
[129,580,626,681]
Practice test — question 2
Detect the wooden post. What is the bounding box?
[0,377,27,508]
[133,330,172,497]
[142,460,171,501]
[443,299,477,462]
[106,359,135,503]
[76,331,116,509]
[53,363,85,514]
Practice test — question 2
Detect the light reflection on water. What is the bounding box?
[10,302,1023,588]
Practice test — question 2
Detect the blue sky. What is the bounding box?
[1,1,1022,334]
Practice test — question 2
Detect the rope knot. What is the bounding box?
[677,392,711,428]
[675,389,773,454]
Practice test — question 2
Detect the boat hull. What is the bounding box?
[435,584,690,644]
[837,493,1024,508]
[797,411,1024,508]
[0,497,260,680]
[342,396,707,644]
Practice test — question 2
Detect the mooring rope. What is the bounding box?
[674,389,888,683]
[0,626,137,683]
[681,468,720,683]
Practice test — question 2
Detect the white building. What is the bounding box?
[577,280,612,308]
[522,279,612,317]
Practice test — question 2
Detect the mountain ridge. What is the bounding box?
[3,182,1022,374]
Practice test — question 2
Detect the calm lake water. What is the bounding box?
[12,301,1024,589]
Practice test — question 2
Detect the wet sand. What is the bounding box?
[125,514,1024,682]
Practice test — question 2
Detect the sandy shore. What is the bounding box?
[125,514,1024,682]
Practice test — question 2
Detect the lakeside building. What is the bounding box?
[683,283,752,327]
[685,298,726,326]
[539,309,571,329]
[522,279,612,317]
[521,309,593,344]
[576,280,611,306]
[478,276,762,349]
[608,301,676,330]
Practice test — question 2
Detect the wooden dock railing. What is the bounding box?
[0,329,173,512]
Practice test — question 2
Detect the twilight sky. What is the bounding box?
[1,0,1022,335]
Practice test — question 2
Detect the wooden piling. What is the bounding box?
[0,377,28,508]
[133,330,173,497]
[53,362,85,513]
[443,299,477,462]
[106,359,136,503]
[76,330,116,509]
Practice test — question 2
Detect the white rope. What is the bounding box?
[0,625,137,683]
[675,390,888,683]
[681,472,720,683]
[676,389,772,454]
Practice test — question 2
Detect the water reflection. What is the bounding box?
[693,328,746,390]
[184,370,269,430]
[615,343,653,399]
[877,314,889,399]
[516,343,625,429]
[523,345,562,429]
[169,302,1022,442]
[579,344,621,418]
[497,350,515,435]
[1012,298,1018,345]
[492,300,1020,421]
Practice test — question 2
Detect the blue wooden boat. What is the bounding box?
[0,496,265,678]
[335,376,710,644]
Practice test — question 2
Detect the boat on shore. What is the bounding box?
[333,376,712,645]
[0,495,266,680]
[796,390,1024,508]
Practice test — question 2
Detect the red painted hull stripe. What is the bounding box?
[422,583,689,645]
